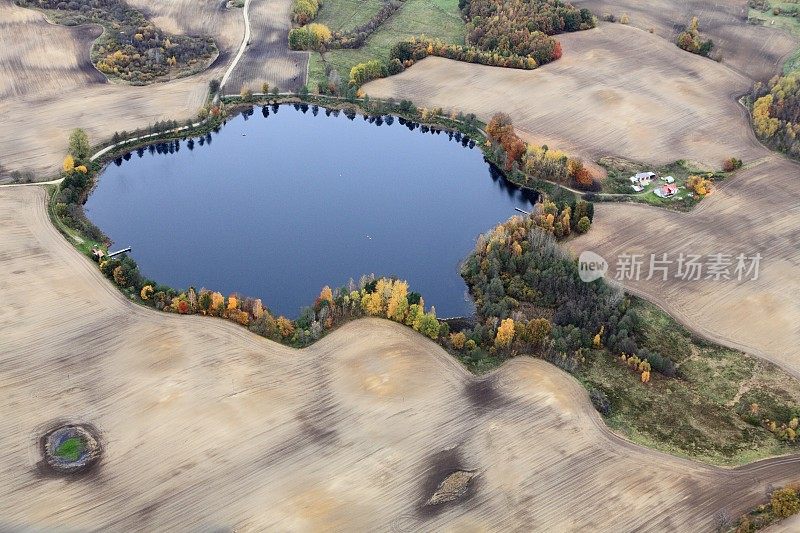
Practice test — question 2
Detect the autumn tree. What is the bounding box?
[140,285,154,300]
[63,155,75,173]
[450,331,467,349]
[210,291,225,315]
[319,286,334,306]
[495,318,515,348]
[68,129,90,161]
[771,487,800,518]
[277,316,295,338]
[593,325,604,348]
[386,280,409,322]
[112,265,126,286]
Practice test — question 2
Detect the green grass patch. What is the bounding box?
[310,0,465,89]
[55,437,86,462]
[578,297,800,465]
[316,0,385,33]
[749,7,800,73]
[597,157,726,211]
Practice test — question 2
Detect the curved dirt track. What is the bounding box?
[1,185,800,531]
[364,22,800,378]
[223,0,309,94]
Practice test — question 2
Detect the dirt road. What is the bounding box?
[223,0,309,94]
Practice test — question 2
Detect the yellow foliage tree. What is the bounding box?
[319,285,334,305]
[63,155,75,173]
[450,331,466,349]
[386,280,409,322]
[771,487,800,518]
[252,298,264,320]
[277,316,295,338]
[361,291,384,316]
[641,370,651,383]
[753,95,780,138]
[227,294,239,310]
[593,325,604,349]
[112,265,126,286]
[495,318,515,348]
[308,23,332,43]
[210,292,225,314]
[140,285,154,300]
[75,165,88,174]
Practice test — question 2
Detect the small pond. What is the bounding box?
[85,104,537,317]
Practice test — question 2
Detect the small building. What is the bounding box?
[631,184,643,192]
[654,183,678,198]
[661,175,675,184]
[90,247,105,262]
[630,171,656,187]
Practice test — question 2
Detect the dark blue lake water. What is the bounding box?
[85,104,536,317]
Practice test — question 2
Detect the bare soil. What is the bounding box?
[223,0,309,94]
[365,22,800,378]
[573,0,799,82]
[1,185,800,530]
[364,23,762,167]
[0,0,243,181]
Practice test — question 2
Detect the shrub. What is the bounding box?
[576,216,591,234]
[292,0,321,25]
[771,487,800,518]
[288,23,332,51]
[722,157,743,172]
[349,59,387,86]
[589,388,611,416]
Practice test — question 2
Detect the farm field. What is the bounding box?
[748,2,800,73]
[364,22,800,378]
[364,23,761,167]
[569,152,800,376]
[573,0,799,81]
[0,0,244,181]
[223,0,309,94]
[316,0,385,33]
[5,0,800,528]
[309,0,465,90]
[3,185,800,530]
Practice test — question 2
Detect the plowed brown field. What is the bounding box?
[574,0,798,82]
[1,185,799,531]
[364,22,800,377]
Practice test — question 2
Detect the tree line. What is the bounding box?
[486,112,600,191]
[461,0,594,65]
[750,72,800,159]
[457,214,677,378]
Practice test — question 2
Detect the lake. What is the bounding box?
[85,104,537,317]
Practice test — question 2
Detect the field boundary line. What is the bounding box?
[220,0,253,90]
